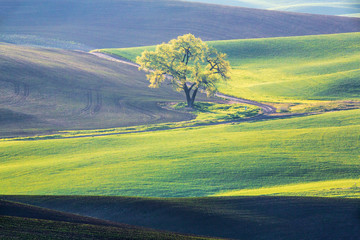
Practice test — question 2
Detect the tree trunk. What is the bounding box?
[183,83,192,107]
[183,83,198,108]
[190,88,198,107]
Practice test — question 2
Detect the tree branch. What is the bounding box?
[207,58,219,71]
[188,82,197,91]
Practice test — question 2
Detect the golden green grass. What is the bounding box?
[211,33,360,103]
[1,109,359,197]
[214,179,360,198]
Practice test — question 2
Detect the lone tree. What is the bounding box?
[136,34,231,108]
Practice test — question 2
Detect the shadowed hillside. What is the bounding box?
[2,195,360,240]
[0,0,359,49]
[0,43,195,137]
[0,199,215,240]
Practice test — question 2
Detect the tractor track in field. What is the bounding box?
[92,90,103,114]
[81,90,93,112]
[80,89,103,114]
[0,79,30,105]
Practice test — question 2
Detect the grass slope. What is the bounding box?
[211,32,360,103]
[1,108,359,197]
[0,200,213,240]
[1,0,359,49]
[215,179,360,198]
[0,43,197,137]
[102,32,360,104]
[2,195,360,240]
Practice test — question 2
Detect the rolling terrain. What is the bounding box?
[184,0,360,16]
[0,0,359,49]
[0,43,198,137]
[101,32,360,105]
[0,199,214,240]
[2,1,360,239]
[2,195,360,240]
[1,108,359,197]
[212,32,360,103]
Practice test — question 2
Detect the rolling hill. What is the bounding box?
[2,195,360,240]
[0,43,196,137]
[183,0,360,16]
[1,108,359,197]
[2,1,359,240]
[211,32,360,103]
[0,199,214,240]
[0,0,359,49]
[101,32,360,104]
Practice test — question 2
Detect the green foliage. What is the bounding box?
[1,109,359,197]
[136,34,231,107]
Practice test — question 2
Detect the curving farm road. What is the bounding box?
[90,51,277,114]
[11,52,307,141]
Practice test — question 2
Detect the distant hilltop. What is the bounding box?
[0,0,359,49]
[182,0,360,16]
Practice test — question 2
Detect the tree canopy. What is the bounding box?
[136,34,231,107]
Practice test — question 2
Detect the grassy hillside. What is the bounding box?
[102,32,360,104]
[2,195,360,240]
[0,43,198,137]
[0,200,213,240]
[212,32,360,103]
[1,108,359,197]
[184,0,360,16]
[1,0,359,49]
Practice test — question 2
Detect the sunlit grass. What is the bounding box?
[214,179,360,198]
[171,102,259,122]
[1,109,359,197]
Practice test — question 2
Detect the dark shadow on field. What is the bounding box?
[0,199,212,240]
[2,195,360,240]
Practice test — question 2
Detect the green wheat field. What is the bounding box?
[1,1,360,239]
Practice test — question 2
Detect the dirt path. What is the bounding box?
[5,53,287,141]
[90,52,140,68]
[215,93,276,114]
[24,112,309,141]
[89,52,277,114]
